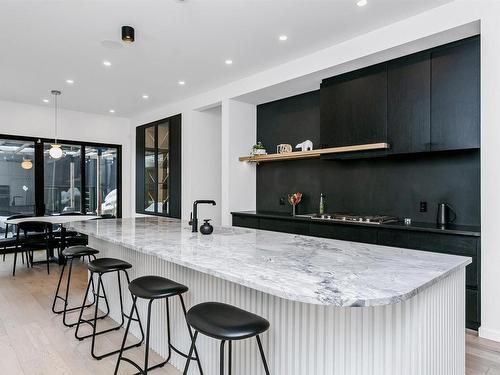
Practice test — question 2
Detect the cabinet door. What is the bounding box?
[388,52,431,154]
[320,63,388,148]
[232,215,259,229]
[310,223,378,244]
[431,37,480,151]
[259,218,310,235]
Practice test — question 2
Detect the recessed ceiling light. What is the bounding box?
[103,60,112,67]
[109,109,115,113]
[178,80,186,85]
[225,59,233,65]
[66,79,74,84]
[279,35,288,41]
[142,94,149,99]
[42,99,49,103]
[357,0,367,6]
[121,25,135,43]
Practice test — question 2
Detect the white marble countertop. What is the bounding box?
[66,217,471,307]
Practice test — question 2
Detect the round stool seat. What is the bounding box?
[88,257,132,273]
[187,302,270,340]
[62,246,99,258]
[129,275,188,299]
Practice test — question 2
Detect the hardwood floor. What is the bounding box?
[0,254,497,375]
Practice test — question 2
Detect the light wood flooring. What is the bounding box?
[0,254,498,375]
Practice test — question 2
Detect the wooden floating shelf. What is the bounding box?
[239,143,390,163]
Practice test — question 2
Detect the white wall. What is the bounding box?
[0,99,133,217]
[130,0,500,341]
[188,106,222,225]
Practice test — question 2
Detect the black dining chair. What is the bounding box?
[2,214,32,263]
[16,221,55,275]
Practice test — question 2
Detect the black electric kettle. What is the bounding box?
[437,203,457,225]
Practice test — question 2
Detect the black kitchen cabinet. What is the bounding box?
[431,37,480,151]
[387,52,431,154]
[309,222,378,244]
[259,218,309,235]
[232,215,259,229]
[320,63,388,148]
[466,289,480,330]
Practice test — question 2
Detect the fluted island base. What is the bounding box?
[89,236,465,375]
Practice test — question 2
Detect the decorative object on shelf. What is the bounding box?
[295,140,313,151]
[276,143,292,154]
[21,157,33,170]
[49,90,63,159]
[200,219,214,235]
[251,142,267,155]
[288,192,303,216]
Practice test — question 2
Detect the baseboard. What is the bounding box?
[479,326,500,342]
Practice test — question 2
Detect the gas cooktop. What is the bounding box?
[300,213,399,225]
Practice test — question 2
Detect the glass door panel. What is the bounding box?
[0,139,35,236]
[44,144,82,214]
[144,126,156,213]
[85,146,118,217]
[157,122,169,214]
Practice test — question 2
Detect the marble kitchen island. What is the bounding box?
[67,217,471,375]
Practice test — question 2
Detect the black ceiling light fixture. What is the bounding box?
[121,26,135,43]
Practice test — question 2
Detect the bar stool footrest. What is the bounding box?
[119,356,168,375]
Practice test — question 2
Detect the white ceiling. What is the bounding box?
[0,0,452,117]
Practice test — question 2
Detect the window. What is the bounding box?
[44,143,82,214]
[85,146,119,216]
[0,134,121,219]
[136,114,181,218]
[0,138,36,217]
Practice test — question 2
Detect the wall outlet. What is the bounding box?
[420,201,428,212]
[279,197,285,205]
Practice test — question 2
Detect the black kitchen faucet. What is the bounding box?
[190,200,216,232]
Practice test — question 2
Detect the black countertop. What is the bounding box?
[231,210,481,237]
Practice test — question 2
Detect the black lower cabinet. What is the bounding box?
[309,222,378,244]
[232,213,481,330]
[259,218,309,235]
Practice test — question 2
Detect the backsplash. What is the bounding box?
[256,91,480,226]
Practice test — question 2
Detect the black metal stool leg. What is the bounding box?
[179,295,204,375]
[114,296,138,375]
[228,341,232,375]
[90,270,144,360]
[51,261,67,313]
[74,272,95,340]
[220,340,226,375]
[256,335,270,375]
[183,330,199,375]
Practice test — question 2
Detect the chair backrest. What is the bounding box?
[5,214,33,238]
[17,221,50,239]
[59,212,83,216]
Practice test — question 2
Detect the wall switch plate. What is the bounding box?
[279,197,285,205]
[420,201,428,212]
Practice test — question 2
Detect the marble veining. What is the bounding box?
[66,217,471,307]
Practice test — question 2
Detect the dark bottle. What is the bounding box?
[200,219,214,235]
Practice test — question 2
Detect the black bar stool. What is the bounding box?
[114,275,204,375]
[183,302,270,375]
[74,257,145,360]
[51,245,103,327]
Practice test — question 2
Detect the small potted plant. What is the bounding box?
[251,142,267,155]
[288,192,303,216]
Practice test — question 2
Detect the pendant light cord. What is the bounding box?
[54,93,58,144]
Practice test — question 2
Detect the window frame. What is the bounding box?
[0,133,122,218]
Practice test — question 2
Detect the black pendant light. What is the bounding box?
[122,26,135,43]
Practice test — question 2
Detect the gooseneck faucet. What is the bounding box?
[190,200,216,232]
